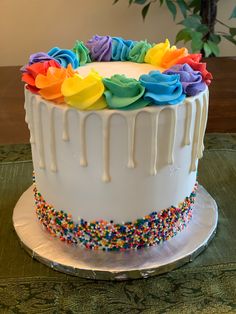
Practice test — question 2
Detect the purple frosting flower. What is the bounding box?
[164,63,206,97]
[21,52,55,72]
[86,35,112,61]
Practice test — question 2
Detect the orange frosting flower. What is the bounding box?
[161,47,188,68]
[22,60,60,94]
[35,64,75,103]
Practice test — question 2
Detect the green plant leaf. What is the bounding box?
[134,0,148,4]
[175,28,192,43]
[191,32,203,52]
[159,0,164,6]
[229,5,236,19]
[207,40,220,56]
[189,0,201,14]
[142,2,151,20]
[196,24,209,34]
[203,43,212,57]
[166,0,177,20]
[179,14,201,29]
[177,0,188,18]
[210,33,221,44]
[230,28,236,37]
[113,0,120,4]
[223,35,236,45]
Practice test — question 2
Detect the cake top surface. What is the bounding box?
[21,35,212,111]
[78,61,163,79]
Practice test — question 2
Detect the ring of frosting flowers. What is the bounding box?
[21,35,212,111]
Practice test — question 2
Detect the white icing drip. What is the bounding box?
[28,96,36,144]
[24,102,28,124]
[198,91,209,158]
[24,88,29,124]
[49,107,57,172]
[167,107,177,165]
[150,111,160,176]
[183,101,192,146]
[24,94,28,124]
[126,112,137,169]
[62,109,70,141]
[190,98,202,172]
[25,88,208,182]
[79,112,89,167]
[37,102,45,169]
[101,114,111,182]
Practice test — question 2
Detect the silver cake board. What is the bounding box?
[12,185,218,281]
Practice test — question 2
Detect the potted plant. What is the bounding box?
[113,0,236,57]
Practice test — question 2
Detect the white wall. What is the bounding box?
[0,0,235,66]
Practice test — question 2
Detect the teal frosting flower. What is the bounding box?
[128,40,152,63]
[72,40,91,66]
[139,71,185,105]
[103,74,150,110]
[111,37,135,61]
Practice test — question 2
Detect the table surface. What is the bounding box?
[0,57,236,144]
[0,133,236,313]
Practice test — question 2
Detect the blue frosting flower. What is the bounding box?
[111,37,135,61]
[139,71,185,105]
[48,47,79,69]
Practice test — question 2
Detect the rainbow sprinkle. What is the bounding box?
[33,181,197,251]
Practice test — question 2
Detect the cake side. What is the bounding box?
[25,87,208,223]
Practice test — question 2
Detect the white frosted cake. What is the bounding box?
[22,35,212,250]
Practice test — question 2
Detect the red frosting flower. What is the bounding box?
[176,54,213,85]
[22,60,60,93]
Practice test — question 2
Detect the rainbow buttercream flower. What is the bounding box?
[176,54,213,85]
[140,70,185,105]
[103,74,149,110]
[48,47,79,69]
[144,39,170,66]
[61,70,107,110]
[164,64,206,96]
[35,64,75,103]
[161,47,188,68]
[128,40,152,63]
[72,40,91,66]
[22,60,61,94]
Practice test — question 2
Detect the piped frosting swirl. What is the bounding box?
[103,74,149,110]
[128,40,152,63]
[86,35,112,61]
[164,63,206,97]
[140,71,185,105]
[21,35,212,110]
[112,37,135,61]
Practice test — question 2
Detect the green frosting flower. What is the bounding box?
[103,74,150,110]
[72,40,91,66]
[128,40,152,63]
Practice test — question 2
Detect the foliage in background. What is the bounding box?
[113,0,236,57]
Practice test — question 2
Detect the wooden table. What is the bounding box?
[0,57,236,144]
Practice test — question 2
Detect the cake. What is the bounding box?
[22,35,212,251]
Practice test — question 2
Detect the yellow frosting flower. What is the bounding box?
[61,70,107,110]
[144,39,170,66]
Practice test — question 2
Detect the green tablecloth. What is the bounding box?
[0,134,236,313]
